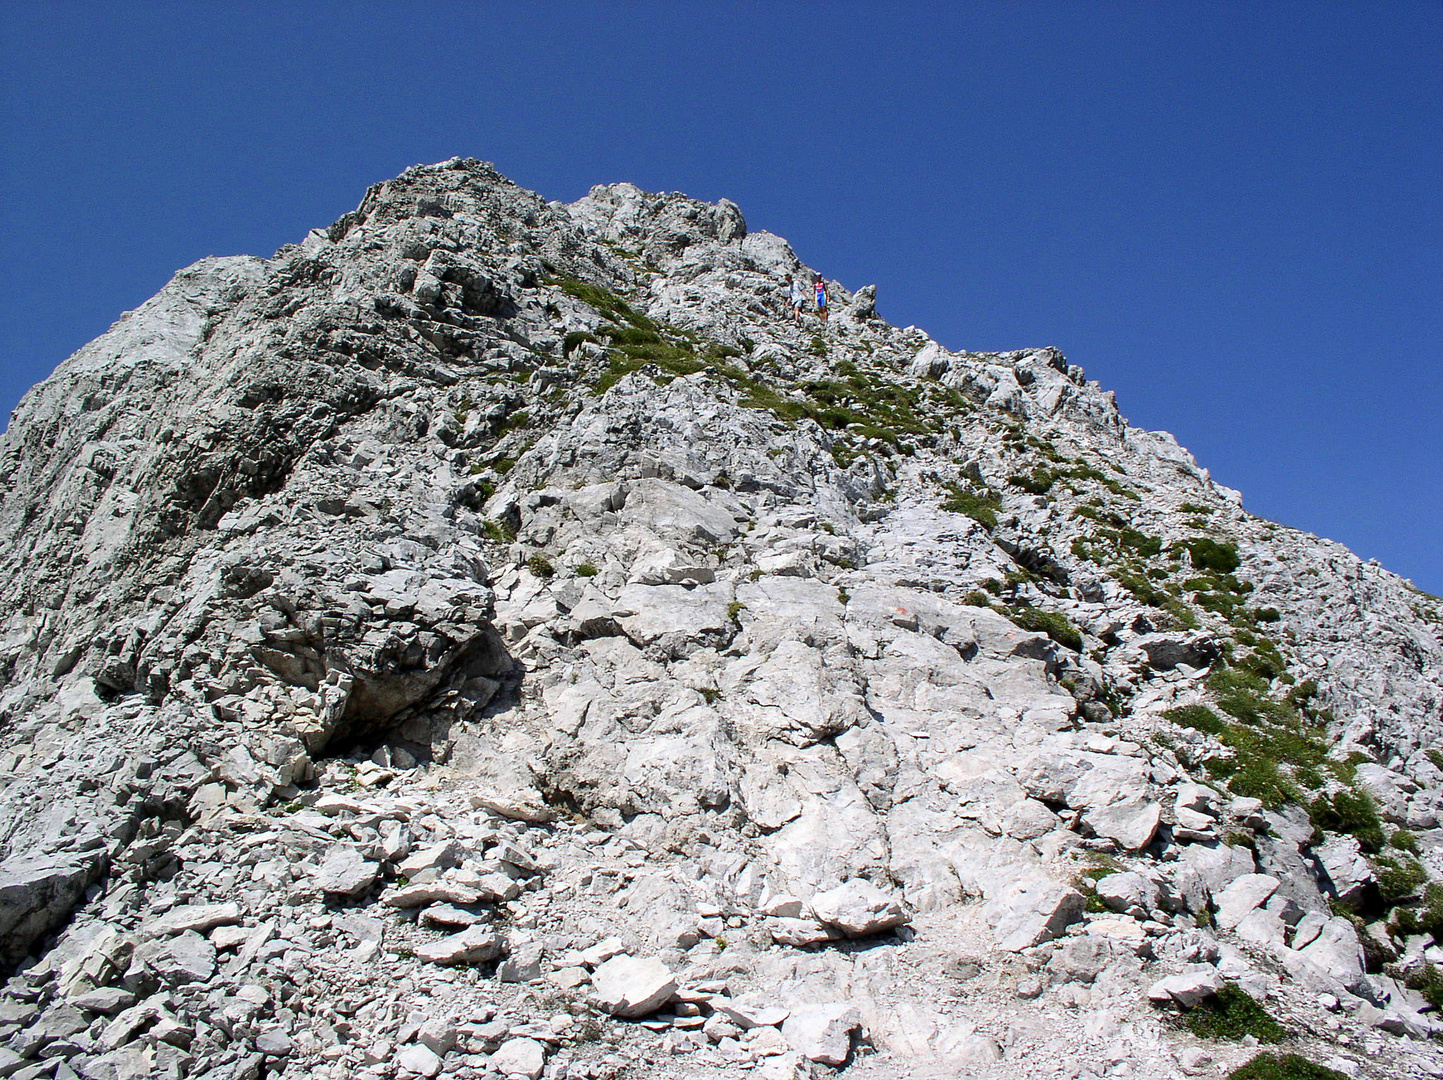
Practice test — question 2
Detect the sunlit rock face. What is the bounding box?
[0,158,1438,1080]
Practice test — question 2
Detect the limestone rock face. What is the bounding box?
[0,158,1440,1080]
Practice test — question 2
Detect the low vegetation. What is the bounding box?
[1226,1054,1348,1080]
[1184,985,1286,1042]
[940,483,1002,528]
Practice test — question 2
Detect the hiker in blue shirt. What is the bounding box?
[814,275,829,323]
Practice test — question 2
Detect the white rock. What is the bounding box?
[714,999,790,1029]
[1234,908,1287,949]
[1083,799,1161,850]
[396,840,465,878]
[488,1036,547,1079]
[415,925,504,966]
[1296,916,1369,994]
[313,846,379,897]
[759,893,805,918]
[1175,783,1220,816]
[416,1018,457,1055]
[148,902,241,937]
[984,874,1086,951]
[766,917,839,947]
[1094,871,1159,917]
[1147,965,1223,1008]
[780,1002,862,1066]
[395,1042,442,1078]
[590,954,677,1017]
[807,879,908,937]
[497,942,544,982]
[1213,874,1280,930]
[384,882,484,908]
[1315,835,1374,910]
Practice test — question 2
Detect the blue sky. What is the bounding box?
[2,1,1439,593]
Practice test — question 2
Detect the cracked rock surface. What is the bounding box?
[1,158,1441,1079]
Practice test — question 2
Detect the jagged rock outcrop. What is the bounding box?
[1,157,1440,1080]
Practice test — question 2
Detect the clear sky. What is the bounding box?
[2,1,1439,593]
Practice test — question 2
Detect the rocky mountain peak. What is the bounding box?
[0,158,1440,1080]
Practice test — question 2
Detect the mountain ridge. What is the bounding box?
[0,157,1440,1080]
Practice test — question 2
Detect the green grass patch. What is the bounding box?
[1176,537,1242,574]
[563,330,599,354]
[1373,854,1427,904]
[1164,704,1227,737]
[482,519,514,543]
[1405,963,1443,1010]
[940,483,1002,528]
[1166,668,1334,808]
[1226,1054,1347,1080]
[526,553,555,578]
[574,562,599,578]
[1391,828,1420,854]
[1009,467,1057,495]
[1389,882,1443,940]
[1308,789,1385,853]
[1184,985,1286,1042]
[1007,606,1084,651]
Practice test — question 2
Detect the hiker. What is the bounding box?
[786,273,807,323]
[814,275,829,323]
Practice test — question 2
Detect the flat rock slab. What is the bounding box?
[1148,965,1223,1008]
[385,882,485,909]
[416,925,503,966]
[1083,799,1161,851]
[0,853,104,968]
[591,954,677,1017]
[1214,874,1280,930]
[419,904,484,929]
[396,1042,443,1077]
[148,902,242,937]
[714,999,790,1029]
[313,848,379,897]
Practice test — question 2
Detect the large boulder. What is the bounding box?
[0,854,106,972]
[1314,836,1374,910]
[808,880,908,938]
[781,1002,862,1066]
[1148,965,1223,1008]
[984,874,1086,952]
[415,926,504,966]
[1213,874,1279,930]
[590,954,677,1018]
[1296,916,1369,995]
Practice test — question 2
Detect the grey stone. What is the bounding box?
[590,954,677,1017]
[395,1042,442,1078]
[415,925,504,966]
[1094,871,1160,918]
[807,879,908,937]
[313,847,379,897]
[148,902,242,937]
[488,1037,547,1079]
[780,1002,861,1066]
[984,874,1086,951]
[1213,874,1279,930]
[0,855,104,970]
[1148,966,1223,1008]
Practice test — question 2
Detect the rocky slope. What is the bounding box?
[1,157,1441,1080]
